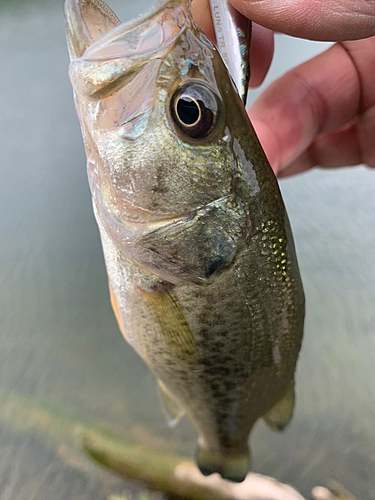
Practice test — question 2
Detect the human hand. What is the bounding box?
[192,0,375,177]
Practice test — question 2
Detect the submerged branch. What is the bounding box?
[81,428,306,500]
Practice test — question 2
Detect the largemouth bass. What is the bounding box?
[65,0,305,482]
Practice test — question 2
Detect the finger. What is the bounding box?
[191,0,274,88]
[229,0,375,41]
[249,24,274,87]
[342,37,375,111]
[249,42,361,174]
[279,104,375,176]
[278,125,361,177]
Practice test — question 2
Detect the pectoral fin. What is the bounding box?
[139,286,198,364]
[157,380,186,428]
[262,381,295,432]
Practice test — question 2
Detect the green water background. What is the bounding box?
[1,0,375,498]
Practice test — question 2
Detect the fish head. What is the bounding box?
[65,0,260,225]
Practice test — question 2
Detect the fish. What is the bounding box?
[64,0,305,483]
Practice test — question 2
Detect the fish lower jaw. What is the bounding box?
[195,442,250,483]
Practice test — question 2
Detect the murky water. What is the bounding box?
[1,1,375,498]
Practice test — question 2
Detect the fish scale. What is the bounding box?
[65,0,305,482]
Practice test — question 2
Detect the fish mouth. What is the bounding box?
[67,0,193,100]
[82,0,191,62]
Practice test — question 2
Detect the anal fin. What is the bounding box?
[263,380,295,432]
[158,380,186,428]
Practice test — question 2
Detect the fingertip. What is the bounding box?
[191,0,215,42]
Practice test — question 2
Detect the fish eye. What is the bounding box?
[176,96,201,126]
[170,84,219,139]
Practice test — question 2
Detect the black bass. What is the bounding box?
[65,0,305,482]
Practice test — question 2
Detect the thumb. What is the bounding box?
[229,0,375,41]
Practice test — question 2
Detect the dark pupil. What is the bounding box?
[177,97,200,125]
